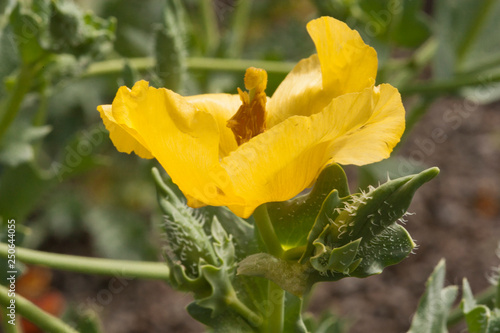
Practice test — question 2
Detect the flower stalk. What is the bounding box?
[0,243,170,280]
[0,284,77,333]
[252,204,285,332]
[252,204,283,258]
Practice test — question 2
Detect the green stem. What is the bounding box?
[32,90,49,127]
[266,282,284,333]
[226,292,262,326]
[83,57,295,78]
[0,243,170,280]
[252,205,283,258]
[1,306,21,333]
[400,71,500,95]
[447,284,497,328]
[283,246,306,261]
[0,65,35,143]
[83,57,155,77]
[252,205,284,333]
[0,285,77,333]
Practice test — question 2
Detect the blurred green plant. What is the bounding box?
[1,0,500,332]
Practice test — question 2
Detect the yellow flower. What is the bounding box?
[98,17,405,218]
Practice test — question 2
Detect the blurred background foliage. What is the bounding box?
[1,0,500,331]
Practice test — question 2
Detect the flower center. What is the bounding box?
[227,67,268,145]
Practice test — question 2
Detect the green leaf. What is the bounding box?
[9,1,49,65]
[460,278,500,333]
[0,124,51,166]
[303,311,350,333]
[390,0,431,48]
[186,303,256,333]
[408,260,458,333]
[8,0,115,65]
[0,2,19,100]
[0,162,54,222]
[434,0,500,79]
[84,207,158,261]
[51,124,108,182]
[268,163,350,250]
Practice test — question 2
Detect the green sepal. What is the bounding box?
[350,223,414,277]
[300,190,342,264]
[303,168,438,280]
[295,162,428,274]
[239,168,439,296]
[461,278,500,333]
[152,168,256,260]
[330,167,439,247]
[310,238,362,275]
[267,163,349,250]
[408,260,458,333]
[152,168,264,330]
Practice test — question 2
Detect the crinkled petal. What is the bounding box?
[103,80,243,208]
[267,17,378,127]
[307,16,378,94]
[326,84,405,165]
[267,55,333,128]
[98,104,154,159]
[185,93,240,158]
[222,84,404,218]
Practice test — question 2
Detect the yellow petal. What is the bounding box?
[221,84,404,218]
[107,80,243,208]
[98,104,154,159]
[307,16,378,94]
[267,17,378,127]
[267,55,333,128]
[185,93,241,157]
[327,84,405,165]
